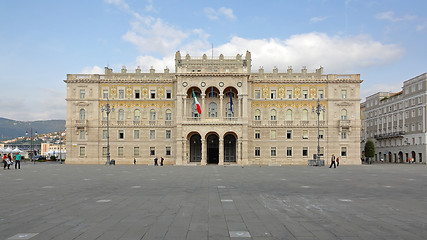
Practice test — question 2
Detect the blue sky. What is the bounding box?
[0,0,426,121]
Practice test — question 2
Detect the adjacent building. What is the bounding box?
[65,51,362,165]
[361,73,427,163]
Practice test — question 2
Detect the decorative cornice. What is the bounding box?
[175,73,250,77]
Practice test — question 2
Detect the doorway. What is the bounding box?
[207,134,219,164]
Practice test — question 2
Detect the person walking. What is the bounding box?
[7,153,12,169]
[15,152,22,169]
[134,158,136,165]
[329,154,336,168]
[336,156,340,167]
[3,154,8,170]
[154,157,158,166]
[160,157,164,166]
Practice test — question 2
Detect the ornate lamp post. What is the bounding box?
[101,97,114,165]
[25,128,38,164]
[312,98,326,166]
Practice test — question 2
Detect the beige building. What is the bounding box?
[65,51,362,165]
[362,73,427,163]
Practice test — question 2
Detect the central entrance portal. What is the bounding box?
[190,134,201,162]
[207,134,219,164]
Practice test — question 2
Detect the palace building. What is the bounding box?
[65,51,362,165]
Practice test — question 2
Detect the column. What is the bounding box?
[219,138,224,165]
[201,139,206,165]
[183,138,187,164]
[201,94,206,118]
[236,138,239,165]
[183,97,187,119]
[219,94,224,119]
[238,95,242,118]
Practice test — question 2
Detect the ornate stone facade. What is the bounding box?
[65,51,362,165]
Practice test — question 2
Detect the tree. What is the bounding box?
[364,139,375,164]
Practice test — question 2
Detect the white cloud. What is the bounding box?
[310,16,328,23]
[376,11,416,22]
[80,66,104,74]
[204,7,236,21]
[417,22,427,31]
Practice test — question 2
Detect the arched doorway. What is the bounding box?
[412,151,416,162]
[190,134,201,162]
[224,134,236,162]
[388,152,392,163]
[207,134,219,164]
[398,151,403,163]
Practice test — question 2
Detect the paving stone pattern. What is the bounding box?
[0,163,427,239]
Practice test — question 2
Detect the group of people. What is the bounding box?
[154,157,164,166]
[2,152,22,170]
[329,154,340,168]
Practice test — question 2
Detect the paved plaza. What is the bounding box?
[1,163,426,240]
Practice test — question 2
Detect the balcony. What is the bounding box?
[300,121,310,126]
[374,131,405,140]
[75,120,87,126]
[269,120,277,126]
[285,121,293,126]
[133,120,141,125]
[117,120,125,125]
[165,120,172,126]
[339,120,351,128]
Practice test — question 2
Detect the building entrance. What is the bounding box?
[190,134,201,162]
[207,134,219,164]
[224,134,236,162]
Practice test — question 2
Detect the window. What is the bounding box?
[102,111,107,121]
[341,131,347,139]
[150,90,156,99]
[341,89,347,99]
[318,90,324,99]
[80,89,85,99]
[302,130,308,139]
[286,147,292,156]
[341,147,347,157]
[419,108,423,116]
[119,89,125,99]
[150,147,155,156]
[418,123,422,131]
[166,109,172,120]
[320,147,324,156]
[286,109,293,121]
[118,147,124,157]
[270,130,276,139]
[319,130,324,139]
[271,147,276,157]
[255,147,260,156]
[302,90,308,99]
[254,109,261,120]
[302,147,308,157]
[79,130,85,140]
[286,130,292,139]
[102,147,107,157]
[166,90,172,99]
[255,130,260,139]
[134,147,139,156]
[209,102,217,117]
[166,130,171,139]
[79,146,85,156]
[102,130,107,139]
[225,102,234,117]
[270,90,276,99]
[118,109,125,121]
[150,130,155,139]
[270,109,277,120]
[79,109,85,121]
[135,90,140,99]
[150,109,156,120]
[287,90,292,99]
[412,110,415,117]
[134,109,141,121]
[255,90,261,99]
[118,130,124,139]
[166,147,171,156]
[134,130,140,139]
[341,109,347,120]
[302,109,308,121]
[103,89,109,99]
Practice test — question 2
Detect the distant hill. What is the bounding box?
[0,117,65,141]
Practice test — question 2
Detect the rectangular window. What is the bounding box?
[80,89,85,99]
[342,89,347,99]
[341,131,347,139]
[318,90,324,99]
[302,130,308,139]
[302,90,308,99]
[319,130,324,139]
[286,147,292,156]
[166,147,171,156]
[341,147,347,157]
[302,147,308,157]
[270,90,276,99]
[320,147,324,156]
[166,90,172,99]
[79,130,85,140]
[119,89,125,99]
[102,147,107,157]
[150,130,155,139]
[287,90,292,99]
[166,130,171,139]
[103,89,109,99]
[118,147,124,157]
[79,146,85,157]
[286,130,292,139]
[255,90,261,99]
[135,90,140,99]
[150,147,155,156]
[118,130,124,139]
[255,147,260,156]
[255,130,260,139]
[134,147,139,156]
[134,130,140,140]
[271,147,276,157]
[102,130,108,139]
[150,90,156,99]
[270,130,276,139]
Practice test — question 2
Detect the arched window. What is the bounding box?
[118,109,124,121]
[341,109,347,120]
[150,109,156,120]
[209,102,217,117]
[165,109,172,120]
[286,109,293,121]
[79,109,85,120]
[226,102,234,117]
[270,109,277,120]
[255,109,261,120]
[134,109,141,121]
[302,109,308,121]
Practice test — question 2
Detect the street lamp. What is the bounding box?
[25,128,38,164]
[101,97,114,165]
[312,98,326,166]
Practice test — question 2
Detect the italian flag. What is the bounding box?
[193,90,202,114]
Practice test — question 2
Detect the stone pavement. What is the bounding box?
[0,163,426,240]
